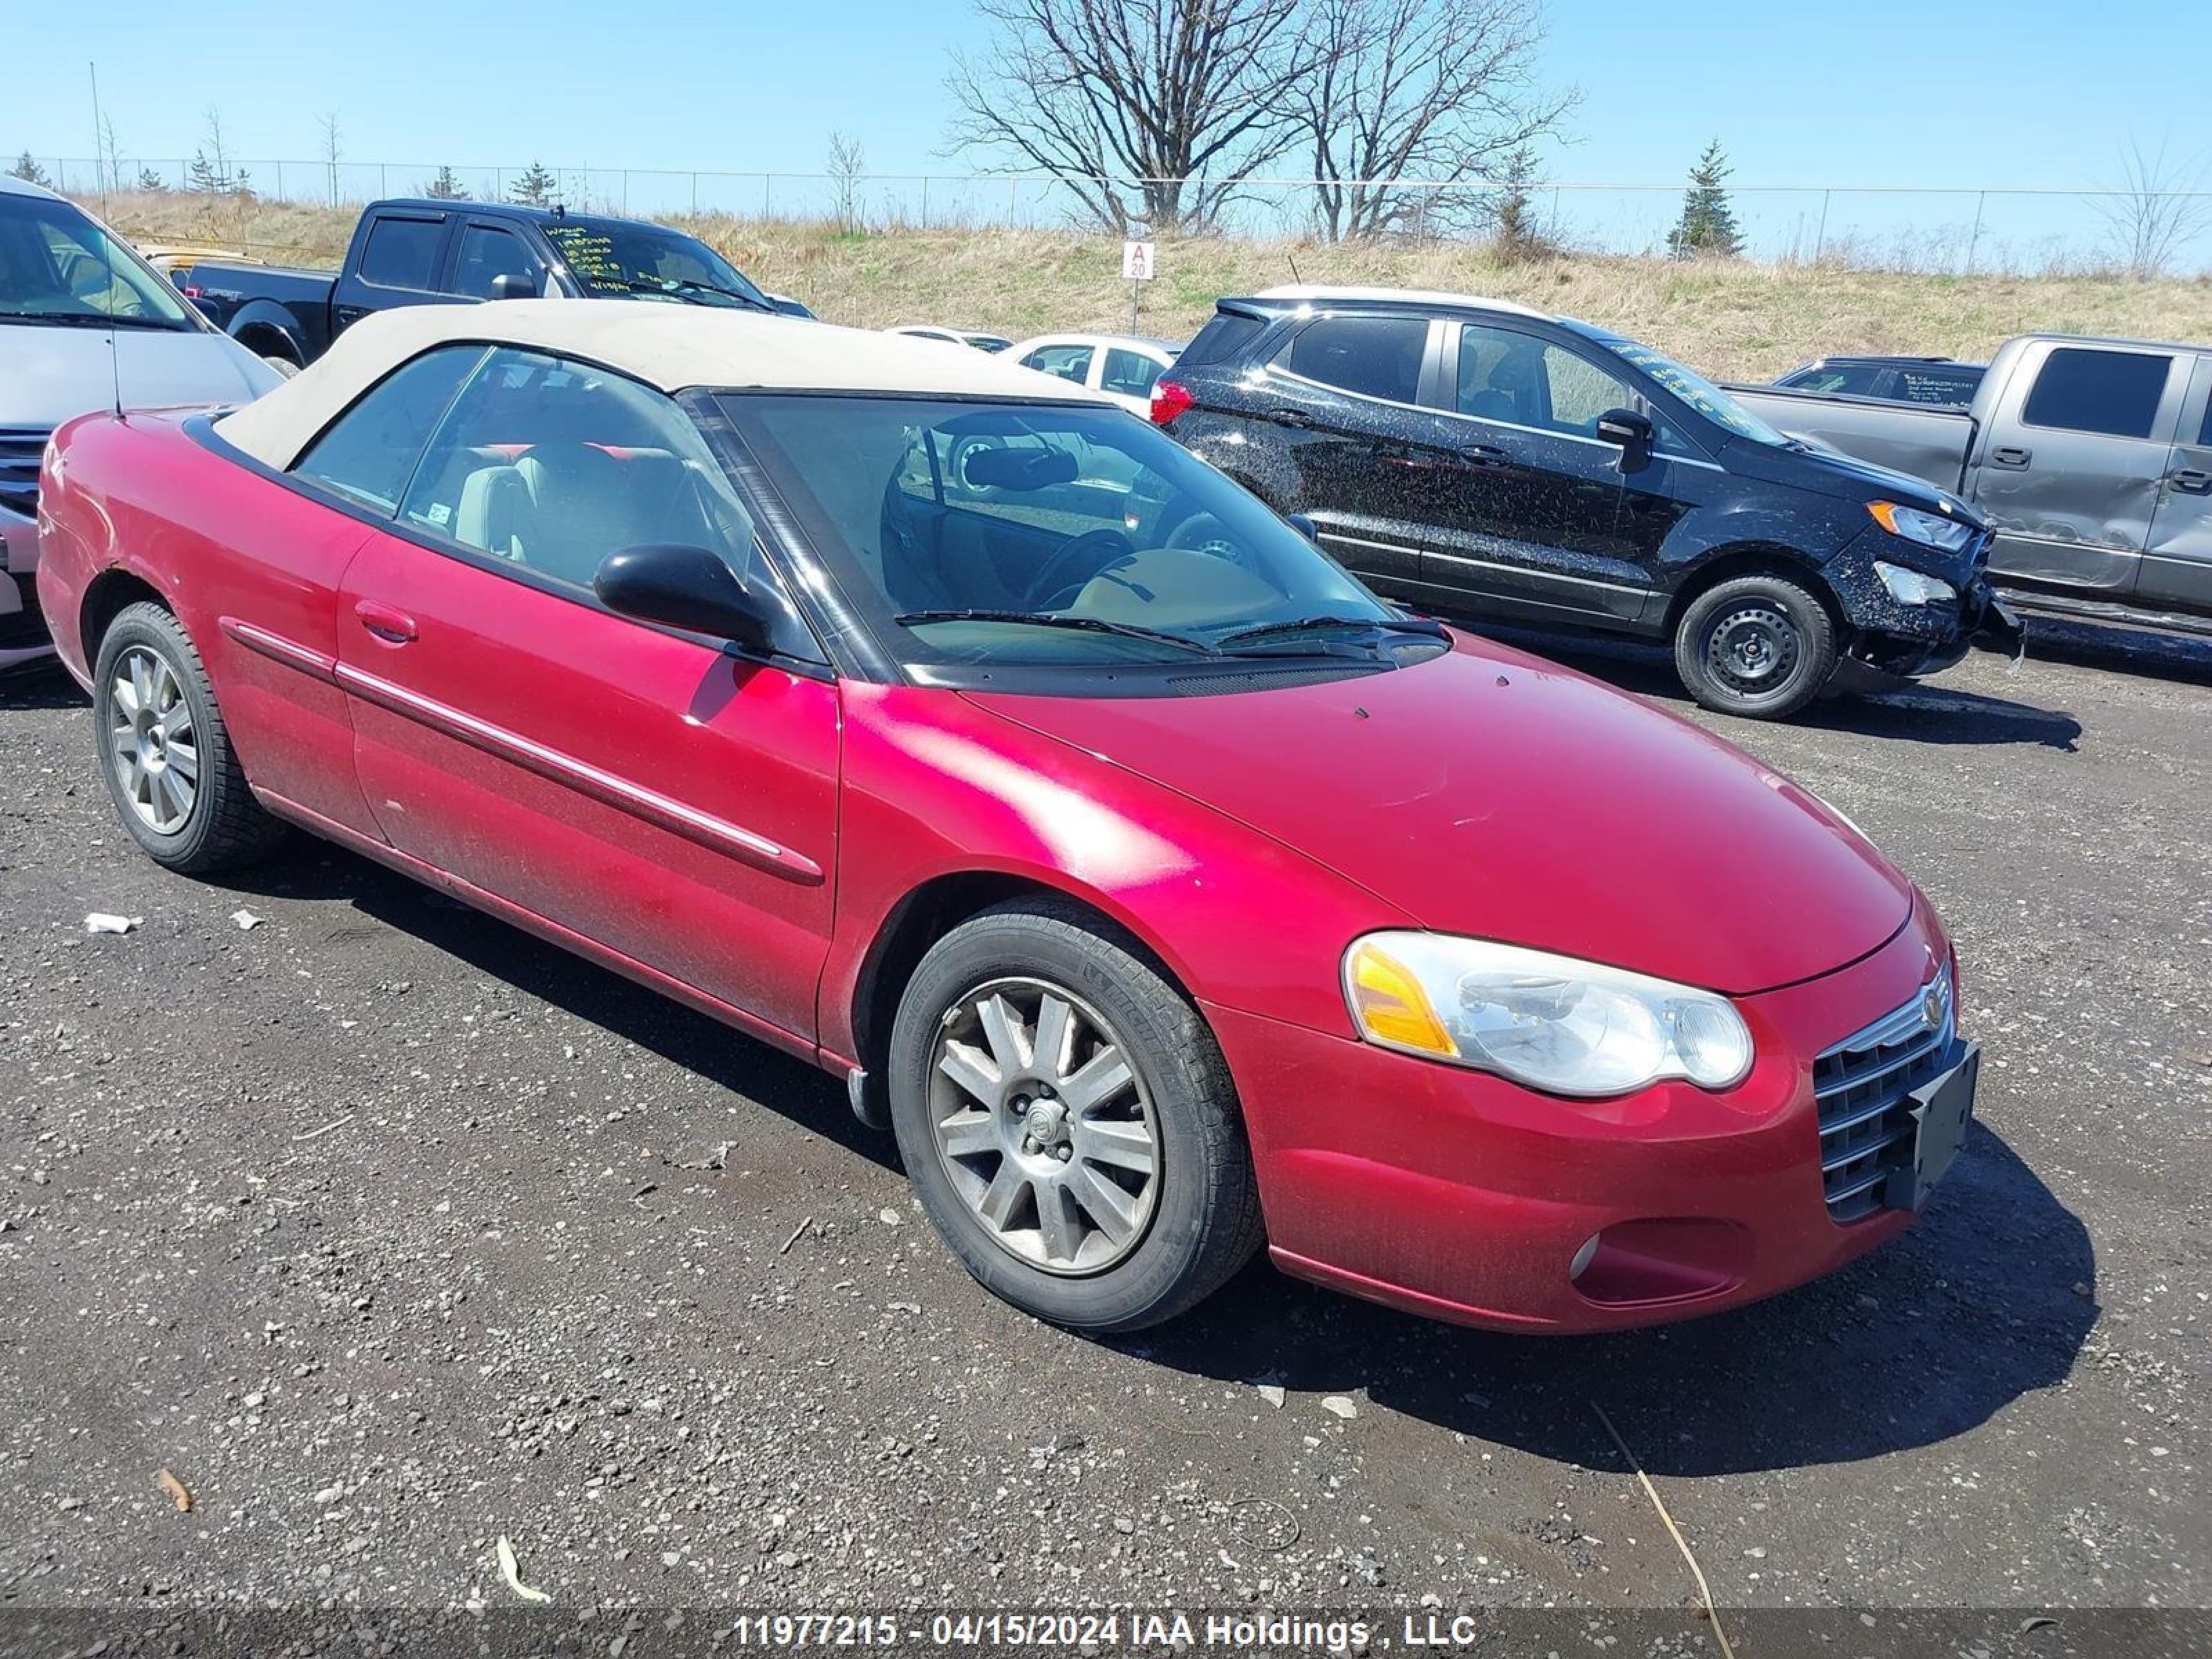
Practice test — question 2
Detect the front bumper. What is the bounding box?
[1827,531,2019,682]
[1208,905,1955,1333]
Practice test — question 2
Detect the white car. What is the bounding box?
[1007,333,1181,418]
[1,175,282,671]
[885,325,1013,354]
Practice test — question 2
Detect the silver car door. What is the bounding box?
[2139,352,2212,612]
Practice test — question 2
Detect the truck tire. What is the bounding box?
[1674,572,1837,721]
[887,899,1264,1333]
[91,602,289,874]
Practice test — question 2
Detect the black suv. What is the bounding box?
[1152,287,2021,719]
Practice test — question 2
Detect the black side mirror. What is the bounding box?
[489,272,539,301]
[1285,512,1321,545]
[594,543,777,653]
[1595,407,1656,474]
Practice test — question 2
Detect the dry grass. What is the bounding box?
[100,190,2212,381]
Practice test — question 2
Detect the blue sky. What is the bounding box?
[12,0,2207,204]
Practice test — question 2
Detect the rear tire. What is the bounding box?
[91,602,288,874]
[887,899,1263,1332]
[1674,572,1837,720]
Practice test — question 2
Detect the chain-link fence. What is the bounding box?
[28,156,2212,277]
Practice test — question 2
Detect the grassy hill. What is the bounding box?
[99,191,2212,382]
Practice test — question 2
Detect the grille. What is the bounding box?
[0,426,51,521]
[1812,964,1957,1224]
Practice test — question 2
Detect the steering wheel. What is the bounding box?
[1029,527,1136,610]
[1165,512,1247,566]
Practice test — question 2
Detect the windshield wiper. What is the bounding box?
[1215,612,1450,651]
[665,278,774,312]
[893,609,1221,656]
[585,274,771,312]
[0,310,189,331]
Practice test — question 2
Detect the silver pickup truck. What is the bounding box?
[1730,334,2212,633]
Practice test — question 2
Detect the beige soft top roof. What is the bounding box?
[216,299,1112,468]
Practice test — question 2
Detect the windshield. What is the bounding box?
[0,193,196,330]
[1595,335,1790,446]
[718,395,1414,675]
[541,217,769,309]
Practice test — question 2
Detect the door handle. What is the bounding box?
[1991,445,2032,468]
[2170,467,2212,494]
[1265,409,1314,429]
[354,600,418,644]
[1455,443,1511,467]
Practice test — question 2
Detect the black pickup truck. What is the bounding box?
[190,199,780,368]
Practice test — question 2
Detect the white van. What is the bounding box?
[1,176,282,671]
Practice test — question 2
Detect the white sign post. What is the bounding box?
[1121,238,1156,332]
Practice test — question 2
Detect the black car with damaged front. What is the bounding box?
[1152,286,2022,720]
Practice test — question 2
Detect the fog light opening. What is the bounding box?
[1568,1233,1602,1283]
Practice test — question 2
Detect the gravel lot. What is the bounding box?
[1,618,2206,1627]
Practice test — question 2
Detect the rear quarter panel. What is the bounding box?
[37,415,380,836]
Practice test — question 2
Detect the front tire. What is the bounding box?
[92,602,288,874]
[1674,572,1837,720]
[887,900,1263,1332]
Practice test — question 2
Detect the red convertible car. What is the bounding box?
[37,303,1979,1333]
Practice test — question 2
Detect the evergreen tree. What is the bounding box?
[135,165,170,193]
[507,161,559,209]
[1490,145,1543,261]
[187,150,250,196]
[1667,139,1743,259]
[8,152,53,187]
[423,165,469,201]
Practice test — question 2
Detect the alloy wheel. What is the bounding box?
[107,646,200,834]
[927,976,1161,1276]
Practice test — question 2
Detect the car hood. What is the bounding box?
[0,322,279,429]
[962,636,1912,996]
[1725,431,1978,522]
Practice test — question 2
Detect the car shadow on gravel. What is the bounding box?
[1123,1123,2094,1478]
[0,662,86,711]
[1476,625,2086,751]
[210,843,897,1172]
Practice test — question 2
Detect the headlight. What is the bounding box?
[1873,559,1958,606]
[1868,499,1976,554]
[1342,933,1753,1097]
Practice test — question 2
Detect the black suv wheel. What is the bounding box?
[1674,574,1837,720]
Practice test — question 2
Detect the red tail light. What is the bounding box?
[1149,379,1194,426]
[182,285,202,299]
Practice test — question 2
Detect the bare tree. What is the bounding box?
[317,111,343,206]
[946,0,1323,234]
[99,115,124,196]
[827,132,866,234]
[1293,0,1573,241]
[188,105,249,195]
[2090,135,2212,279]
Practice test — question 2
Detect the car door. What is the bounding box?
[1018,342,1095,388]
[1096,344,1168,417]
[1405,320,1692,628]
[331,345,840,1051]
[446,220,547,301]
[236,343,489,838]
[2139,353,2212,610]
[332,210,458,335]
[1257,310,1459,603]
[1969,341,2187,594]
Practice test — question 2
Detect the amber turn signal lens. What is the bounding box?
[1346,939,1457,1058]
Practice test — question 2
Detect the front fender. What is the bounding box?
[819,681,1415,1067]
